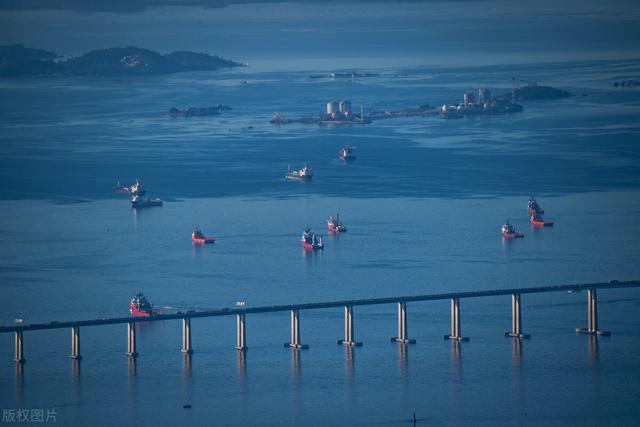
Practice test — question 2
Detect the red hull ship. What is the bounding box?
[129,292,161,317]
[527,197,544,216]
[502,221,524,239]
[530,215,554,227]
[327,213,347,233]
[301,229,324,250]
[192,228,215,244]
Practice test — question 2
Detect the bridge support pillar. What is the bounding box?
[445,298,468,342]
[338,305,362,346]
[236,313,247,351]
[181,318,193,354]
[13,331,25,364]
[505,294,530,339]
[391,302,415,344]
[576,289,610,335]
[70,326,82,359]
[285,310,308,349]
[126,321,138,358]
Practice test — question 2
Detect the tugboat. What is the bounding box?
[301,228,324,250]
[285,164,313,181]
[502,221,524,238]
[530,214,554,227]
[192,228,215,244]
[129,292,161,317]
[327,213,347,233]
[131,194,163,208]
[338,145,356,161]
[527,196,544,216]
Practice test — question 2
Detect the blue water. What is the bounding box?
[1,2,640,425]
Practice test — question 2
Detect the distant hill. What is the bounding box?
[0,45,243,77]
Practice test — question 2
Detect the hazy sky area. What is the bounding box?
[1,0,639,70]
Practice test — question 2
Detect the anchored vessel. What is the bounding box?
[131,194,163,208]
[527,196,544,216]
[327,213,347,233]
[530,214,554,227]
[285,164,313,181]
[192,228,215,244]
[301,229,324,250]
[502,221,524,238]
[338,145,356,161]
[129,292,161,317]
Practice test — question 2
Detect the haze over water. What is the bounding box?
[1,1,640,425]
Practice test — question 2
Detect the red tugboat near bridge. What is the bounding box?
[129,292,161,317]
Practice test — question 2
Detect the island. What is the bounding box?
[0,44,244,77]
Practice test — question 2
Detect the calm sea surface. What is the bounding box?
[1,2,640,425]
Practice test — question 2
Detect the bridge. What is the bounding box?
[2,280,639,363]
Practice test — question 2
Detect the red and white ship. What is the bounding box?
[530,214,554,227]
[327,213,347,233]
[527,197,544,216]
[301,229,324,250]
[129,292,161,317]
[502,221,524,238]
[192,228,215,244]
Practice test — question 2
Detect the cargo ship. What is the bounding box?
[327,213,347,233]
[301,229,324,250]
[338,145,356,161]
[192,228,215,244]
[285,164,313,181]
[502,221,524,238]
[129,292,161,317]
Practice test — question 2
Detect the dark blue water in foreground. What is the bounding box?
[2,2,640,425]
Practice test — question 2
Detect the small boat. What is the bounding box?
[131,195,163,208]
[527,196,544,216]
[530,214,554,227]
[301,228,324,250]
[502,221,524,238]
[192,228,215,244]
[114,180,130,194]
[129,292,161,317]
[327,213,347,233]
[338,145,356,161]
[285,164,313,181]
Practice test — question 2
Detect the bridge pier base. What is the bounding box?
[505,293,530,339]
[338,305,362,346]
[70,326,82,359]
[391,302,415,344]
[445,298,468,342]
[284,310,308,349]
[13,331,25,364]
[181,318,193,354]
[236,314,247,351]
[125,322,138,358]
[576,289,610,336]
